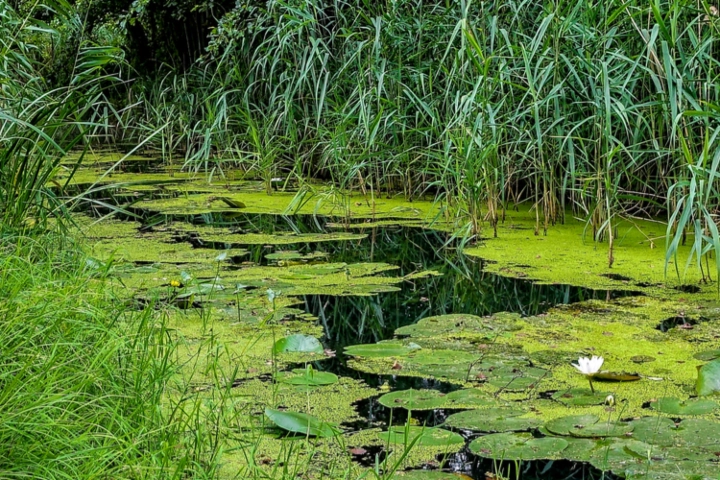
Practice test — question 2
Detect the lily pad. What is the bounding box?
[408,349,480,365]
[551,388,610,406]
[264,408,340,437]
[443,408,541,433]
[378,426,465,447]
[569,421,634,438]
[628,417,677,447]
[694,350,720,361]
[544,415,600,436]
[561,437,600,462]
[272,334,324,354]
[378,388,495,411]
[469,432,569,461]
[696,359,720,396]
[591,371,642,382]
[276,368,339,387]
[650,397,719,416]
[487,366,549,391]
[344,342,419,358]
[675,419,720,448]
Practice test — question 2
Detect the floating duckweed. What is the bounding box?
[377,426,464,447]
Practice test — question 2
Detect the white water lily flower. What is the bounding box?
[572,356,604,375]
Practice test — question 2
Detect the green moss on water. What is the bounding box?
[90,233,248,264]
[135,190,441,220]
[172,222,368,245]
[464,210,715,299]
[346,300,720,420]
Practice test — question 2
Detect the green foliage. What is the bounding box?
[264,408,341,438]
[696,358,720,396]
[0,0,124,230]
[0,233,211,478]
[272,334,324,354]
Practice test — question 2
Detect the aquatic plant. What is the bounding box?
[572,355,604,392]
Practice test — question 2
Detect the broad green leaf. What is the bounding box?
[651,397,718,416]
[273,334,323,354]
[264,408,340,437]
[696,359,720,396]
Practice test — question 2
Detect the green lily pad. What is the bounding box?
[469,432,568,461]
[588,438,653,471]
[694,350,720,361]
[675,419,720,448]
[265,251,304,261]
[378,426,465,447]
[264,408,340,437]
[378,388,496,411]
[409,349,480,365]
[544,415,600,436]
[394,313,521,338]
[696,359,720,396]
[561,437,600,462]
[628,417,678,447]
[591,371,642,382]
[272,334,324,354]
[276,368,339,387]
[345,342,419,358]
[443,408,541,433]
[378,389,447,410]
[552,388,610,406]
[651,397,719,416]
[487,366,549,391]
[569,421,634,438]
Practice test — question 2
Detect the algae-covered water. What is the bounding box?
[67,154,720,480]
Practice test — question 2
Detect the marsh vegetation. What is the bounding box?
[3,1,720,479]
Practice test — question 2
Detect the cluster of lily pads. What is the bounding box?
[340,304,720,478]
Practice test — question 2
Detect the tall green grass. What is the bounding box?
[0,0,123,230]
[0,233,215,478]
[111,0,720,275]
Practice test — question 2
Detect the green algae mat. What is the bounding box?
[65,156,720,479]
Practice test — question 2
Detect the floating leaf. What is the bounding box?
[569,421,633,438]
[443,408,540,433]
[675,419,720,448]
[264,408,340,437]
[552,388,610,406]
[561,437,600,462]
[378,426,464,447]
[488,366,549,391]
[694,350,720,362]
[344,342,419,358]
[589,438,653,471]
[276,368,338,387]
[650,397,719,416]
[591,371,642,382]
[696,359,720,396]
[628,417,677,447]
[469,432,568,461]
[272,334,323,354]
[379,389,447,410]
[409,349,480,365]
[378,388,495,411]
[544,415,600,436]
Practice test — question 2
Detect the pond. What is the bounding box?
[71,154,720,480]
